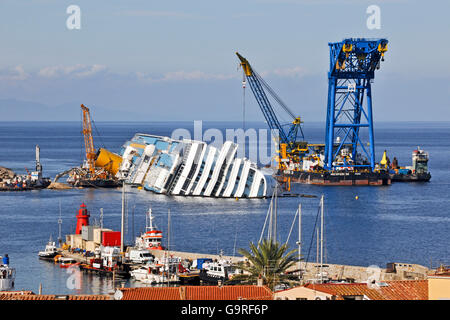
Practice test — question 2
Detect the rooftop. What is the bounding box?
[0,291,110,301]
[119,285,273,300]
[304,280,428,300]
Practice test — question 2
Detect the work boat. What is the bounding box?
[135,208,164,250]
[199,259,238,284]
[38,237,59,260]
[0,257,15,291]
[130,259,179,284]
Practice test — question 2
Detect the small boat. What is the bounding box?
[38,237,59,260]
[130,262,179,284]
[78,247,131,278]
[135,208,164,250]
[57,257,78,268]
[0,255,15,291]
[199,259,238,284]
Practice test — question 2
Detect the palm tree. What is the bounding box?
[232,239,300,290]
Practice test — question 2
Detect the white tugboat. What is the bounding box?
[199,258,238,284]
[38,236,59,260]
[135,208,164,251]
[0,255,15,291]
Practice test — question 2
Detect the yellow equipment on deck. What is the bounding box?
[95,148,123,176]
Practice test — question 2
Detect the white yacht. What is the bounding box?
[38,237,59,260]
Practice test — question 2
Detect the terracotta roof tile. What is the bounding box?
[305,280,428,300]
[6,295,57,300]
[186,286,273,300]
[67,295,110,300]
[119,286,273,300]
[120,287,182,300]
[0,292,110,300]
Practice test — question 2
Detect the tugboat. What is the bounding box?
[135,208,164,250]
[0,255,15,291]
[79,247,130,278]
[390,147,431,182]
[38,237,59,260]
[198,258,238,284]
[0,145,51,191]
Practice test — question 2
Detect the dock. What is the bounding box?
[56,247,430,284]
[149,249,429,283]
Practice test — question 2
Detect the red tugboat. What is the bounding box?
[135,208,164,250]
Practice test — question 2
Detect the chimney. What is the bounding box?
[257,276,263,287]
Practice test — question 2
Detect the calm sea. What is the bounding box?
[0,121,449,295]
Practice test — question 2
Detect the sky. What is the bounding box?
[0,0,449,121]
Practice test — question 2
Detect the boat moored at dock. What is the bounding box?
[0,255,15,291]
[38,237,59,260]
[135,208,164,251]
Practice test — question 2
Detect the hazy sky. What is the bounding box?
[0,0,449,121]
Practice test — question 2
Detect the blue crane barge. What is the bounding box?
[238,38,394,186]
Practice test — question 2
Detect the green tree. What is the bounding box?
[232,239,300,290]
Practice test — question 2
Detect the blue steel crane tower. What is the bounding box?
[324,38,388,171]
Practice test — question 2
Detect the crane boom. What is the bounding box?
[237,52,293,144]
[81,104,96,174]
[236,52,307,166]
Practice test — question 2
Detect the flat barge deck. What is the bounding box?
[277,171,391,186]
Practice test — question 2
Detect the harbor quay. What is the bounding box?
[56,246,430,284]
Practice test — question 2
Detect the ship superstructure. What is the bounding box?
[117,133,272,198]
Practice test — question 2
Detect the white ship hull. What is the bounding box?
[117,134,274,198]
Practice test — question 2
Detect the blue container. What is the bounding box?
[196,258,213,269]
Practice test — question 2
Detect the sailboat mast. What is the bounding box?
[298,203,302,279]
[320,195,324,283]
[167,208,171,286]
[121,182,125,253]
[58,201,62,246]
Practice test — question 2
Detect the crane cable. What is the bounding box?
[242,71,246,158]
[254,70,305,141]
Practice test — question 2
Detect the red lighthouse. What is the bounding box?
[76,203,90,234]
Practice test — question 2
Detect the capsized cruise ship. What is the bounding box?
[116,133,274,198]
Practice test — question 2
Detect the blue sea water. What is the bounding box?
[0,121,449,295]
